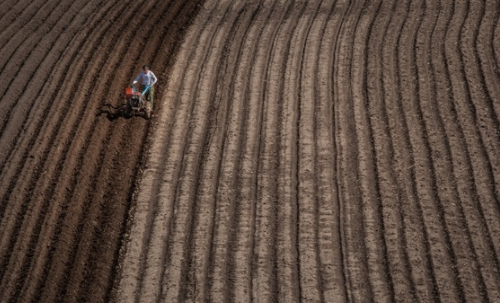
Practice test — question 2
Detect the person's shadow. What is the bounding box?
[96,103,129,121]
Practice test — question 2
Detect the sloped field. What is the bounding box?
[0,0,202,301]
[1,0,500,302]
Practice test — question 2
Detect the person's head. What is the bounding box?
[143,64,149,73]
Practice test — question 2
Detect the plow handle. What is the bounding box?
[141,85,151,96]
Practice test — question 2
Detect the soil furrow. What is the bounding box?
[479,0,500,131]
[182,8,247,300]
[160,4,237,301]
[35,7,150,303]
[44,1,180,300]
[478,0,500,249]
[314,0,349,301]
[296,0,331,302]
[353,1,397,302]
[0,0,122,296]
[206,3,264,302]
[1,0,188,300]
[461,0,500,273]
[418,1,489,301]
[336,1,377,301]
[3,1,498,302]
[0,0,105,284]
[2,2,127,300]
[457,0,500,299]
[398,1,466,302]
[250,1,292,302]
[0,0,58,67]
[0,0,72,130]
[115,1,211,301]
[224,1,274,301]
[0,0,91,191]
[278,0,315,300]
[366,0,417,301]
[63,1,183,300]
[130,1,227,301]
[382,1,439,301]
[0,0,22,24]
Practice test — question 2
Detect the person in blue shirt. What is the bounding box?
[132,64,157,105]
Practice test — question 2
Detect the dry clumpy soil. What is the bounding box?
[1,0,500,303]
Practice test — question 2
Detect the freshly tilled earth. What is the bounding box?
[1,0,500,302]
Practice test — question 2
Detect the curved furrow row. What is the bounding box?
[115,4,214,302]
[0,0,58,69]
[251,1,296,301]
[0,0,204,301]
[248,1,304,302]
[221,1,274,300]
[0,1,144,301]
[366,1,418,301]
[296,0,336,302]
[447,1,500,301]
[0,0,89,192]
[461,1,500,280]
[37,1,183,301]
[75,1,205,300]
[381,1,439,301]
[315,0,350,301]
[399,1,467,302]
[109,0,204,297]
[0,0,131,269]
[96,2,203,300]
[117,1,227,301]
[275,1,316,301]
[439,1,500,302]
[336,1,377,301]
[174,5,250,297]
[16,5,136,298]
[0,0,110,280]
[0,1,126,288]
[181,6,251,301]
[418,1,490,301]
[107,1,500,302]
[494,6,500,73]
[57,2,184,301]
[0,0,129,296]
[0,0,43,52]
[155,1,233,299]
[353,1,400,302]
[0,0,110,230]
[0,0,71,132]
[160,2,242,301]
[479,1,500,132]
[205,2,266,301]
[0,1,103,210]
[0,0,21,24]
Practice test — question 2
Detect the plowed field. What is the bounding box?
[1,0,500,302]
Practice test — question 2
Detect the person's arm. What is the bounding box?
[132,72,143,85]
[151,72,158,86]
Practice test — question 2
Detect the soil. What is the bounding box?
[1,0,500,302]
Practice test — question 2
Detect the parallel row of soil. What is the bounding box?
[0,0,202,301]
[118,0,500,302]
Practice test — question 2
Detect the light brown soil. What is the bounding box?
[1,0,500,302]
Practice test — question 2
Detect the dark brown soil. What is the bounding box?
[1,1,500,302]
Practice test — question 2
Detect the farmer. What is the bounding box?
[132,64,158,105]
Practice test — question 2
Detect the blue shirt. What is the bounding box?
[134,70,157,86]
